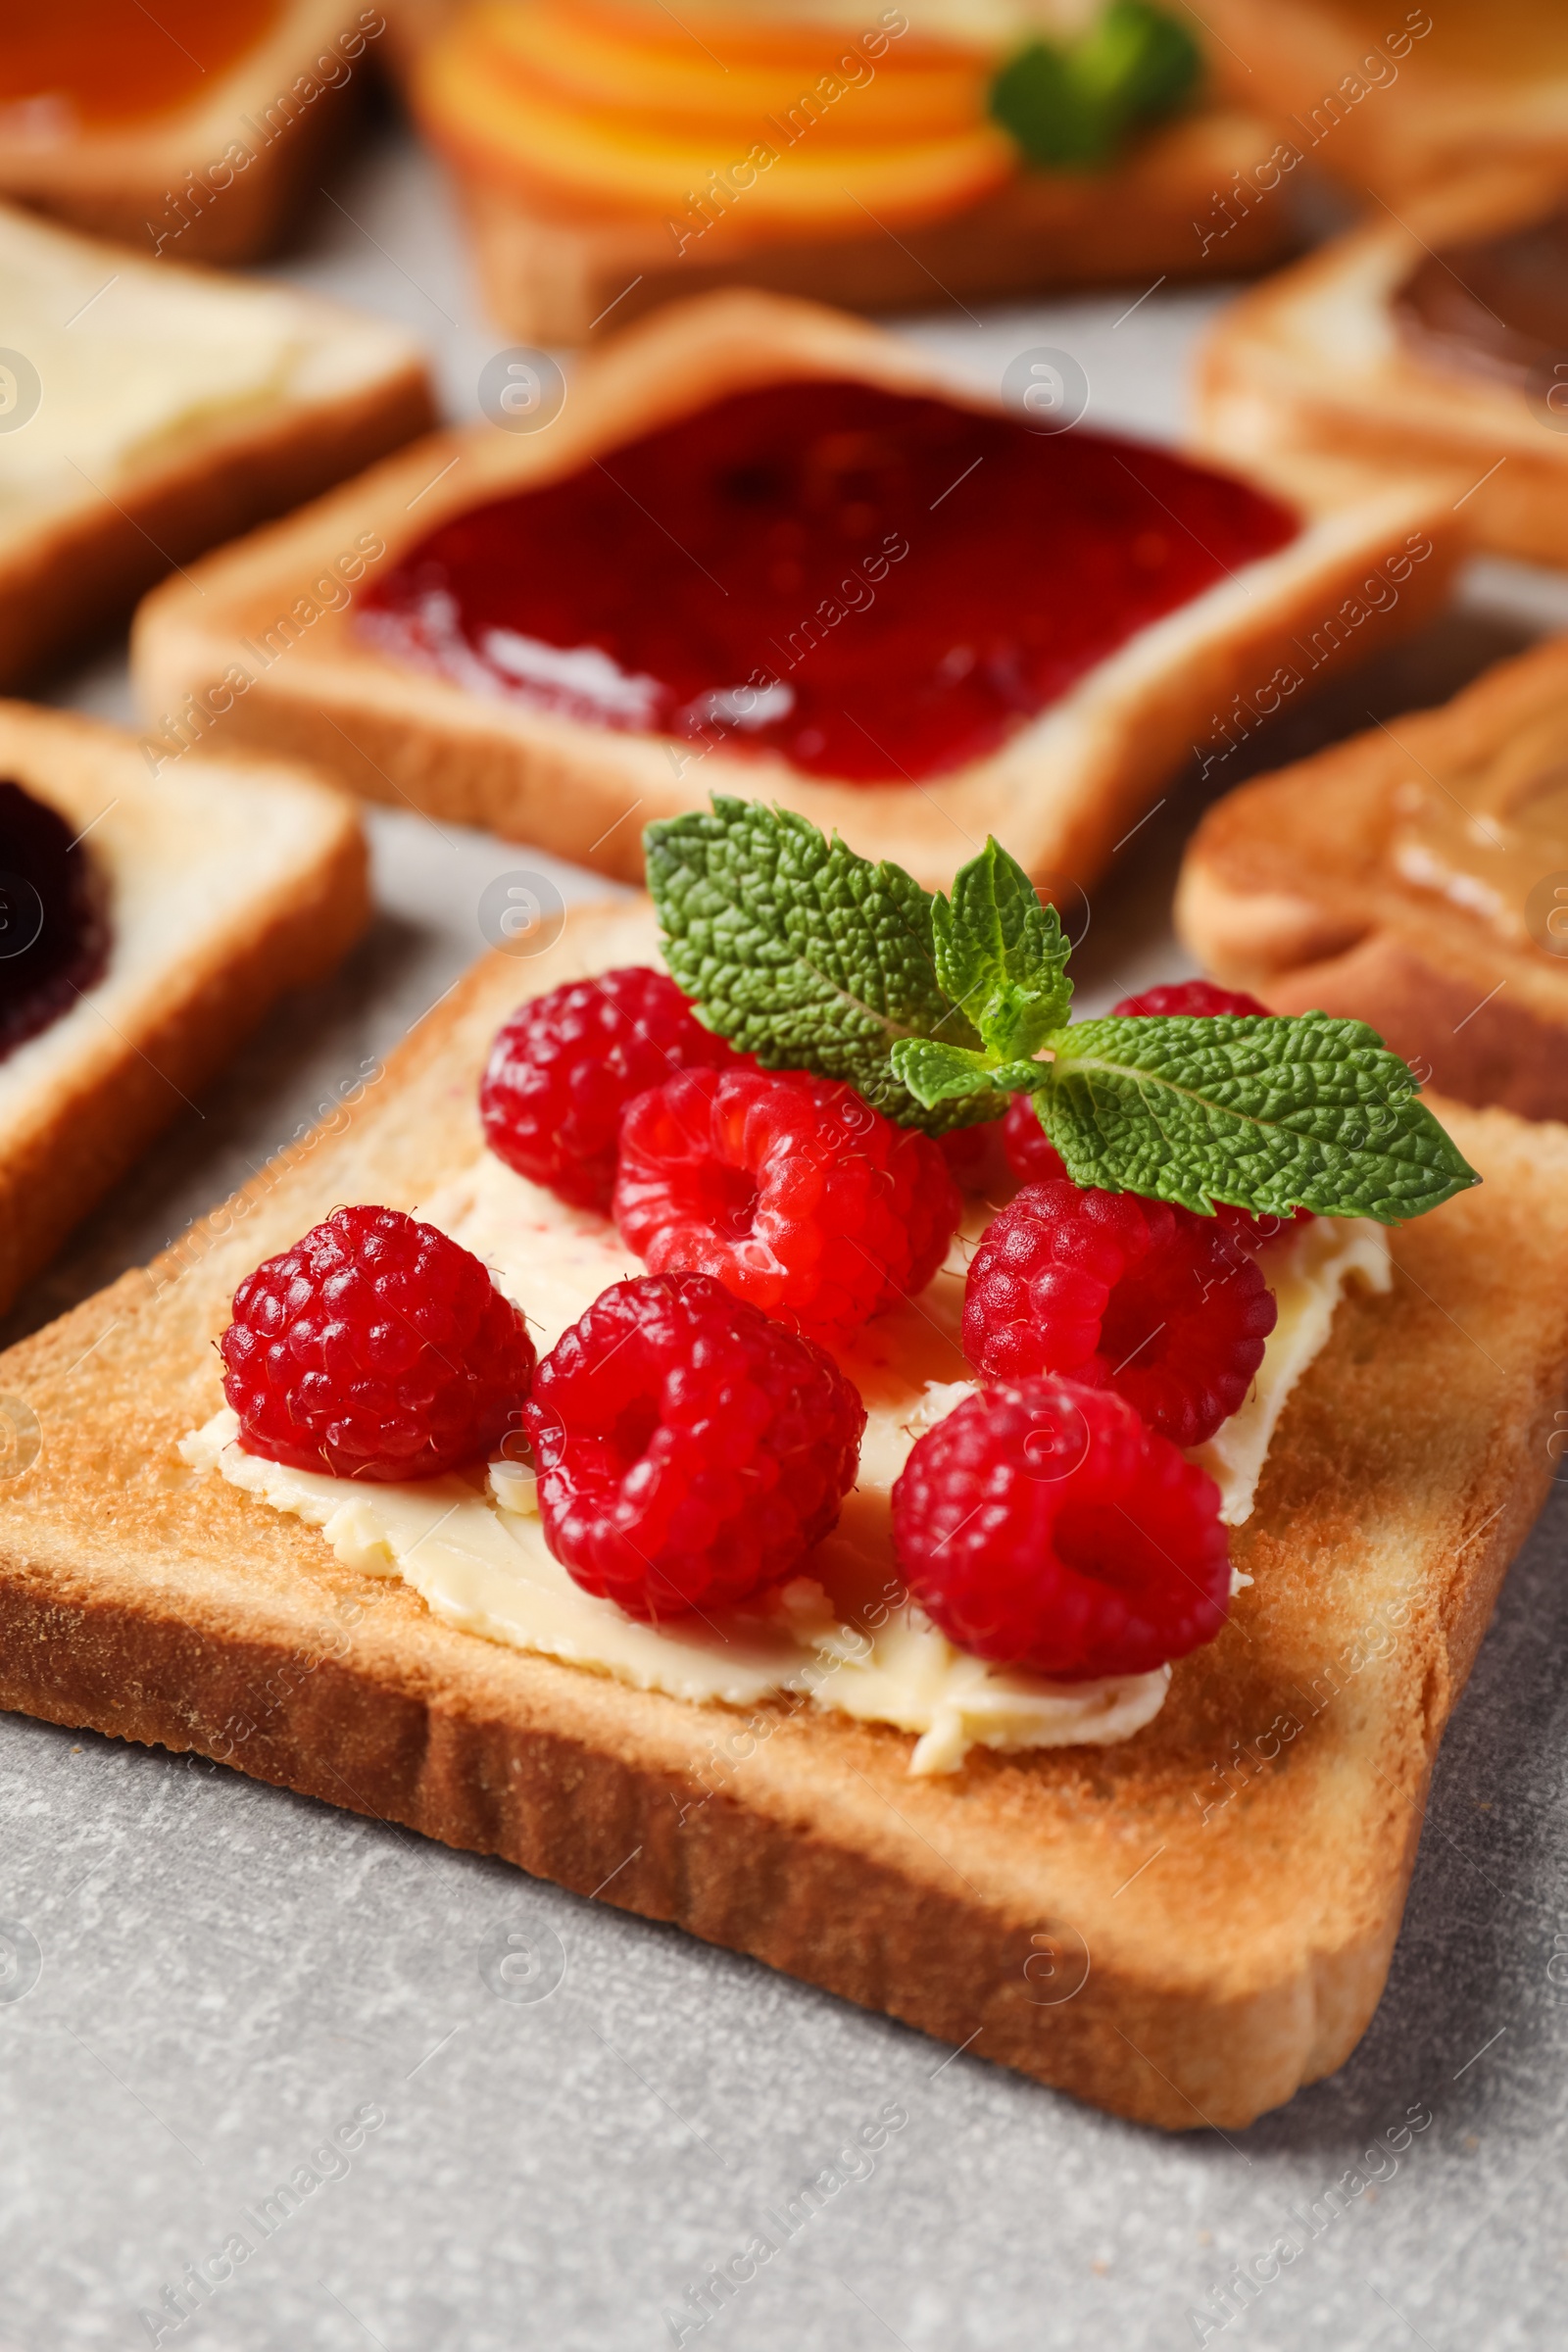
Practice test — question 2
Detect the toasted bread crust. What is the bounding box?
[1176,634,1568,1118]
[1195,0,1568,197]
[1192,168,1568,567]
[0,208,435,689]
[0,1,373,264]
[130,288,1459,894]
[1,901,1564,2130]
[0,702,369,1314]
[447,109,1296,344]
[0,358,434,693]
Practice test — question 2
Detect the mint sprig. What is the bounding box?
[644,802,1480,1225]
[989,0,1202,172]
[1042,1013,1473,1222]
[645,798,1007,1132]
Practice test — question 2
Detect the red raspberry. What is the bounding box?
[613,1067,961,1347]
[938,1120,1006,1192]
[1111,980,1272,1019]
[1113,979,1309,1248]
[892,1377,1230,1679]
[220,1205,537,1481]
[525,1272,865,1619]
[962,1180,1276,1447]
[1002,1095,1067,1186]
[480,965,744,1213]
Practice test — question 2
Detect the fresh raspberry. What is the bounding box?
[938,1120,1006,1192]
[1002,1095,1067,1186]
[220,1205,537,1482]
[480,965,745,1213]
[1111,979,1273,1020]
[1113,979,1309,1248]
[525,1272,865,1619]
[962,1180,1276,1447]
[613,1067,961,1347]
[892,1376,1230,1679]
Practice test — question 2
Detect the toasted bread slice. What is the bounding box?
[1194,0,1568,199]
[1175,634,1568,1120]
[1191,168,1568,567]
[438,108,1296,345]
[0,0,378,264]
[0,700,368,1317]
[1,897,1563,2131]
[0,203,434,688]
[129,289,1458,896]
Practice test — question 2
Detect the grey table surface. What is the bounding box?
[5,112,1568,2352]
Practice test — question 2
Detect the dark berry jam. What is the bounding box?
[0,779,110,1062]
[359,377,1298,783]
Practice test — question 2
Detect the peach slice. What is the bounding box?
[476,0,989,145]
[417,10,1014,229]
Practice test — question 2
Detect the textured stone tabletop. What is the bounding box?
[3,111,1568,2352]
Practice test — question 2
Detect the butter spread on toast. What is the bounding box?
[182,1150,1387,1771]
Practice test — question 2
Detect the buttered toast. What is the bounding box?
[1,900,1563,2130]
[0,203,433,688]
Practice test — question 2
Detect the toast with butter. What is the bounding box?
[1191,168,1568,569]
[0,1,380,264]
[1175,636,1568,1121]
[1,898,1562,2130]
[0,203,434,688]
[129,289,1458,895]
[0,699,368,1318]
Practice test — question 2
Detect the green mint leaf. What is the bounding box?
[1079,0,1202,124]
[932,838,1071,1064]
[1036,1012,1479,1223]
[989,1,1201,170]
[888,1039,995,1107]
[645,798,1006,1133]
[893,1039,1054,1109]
[990,40,1097,168]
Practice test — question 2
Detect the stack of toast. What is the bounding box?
[2,0,1568,2141]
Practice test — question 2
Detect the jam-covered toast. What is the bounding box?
[0,700,368,1317]
[0,0,376,264]
[130,289,1458,894]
